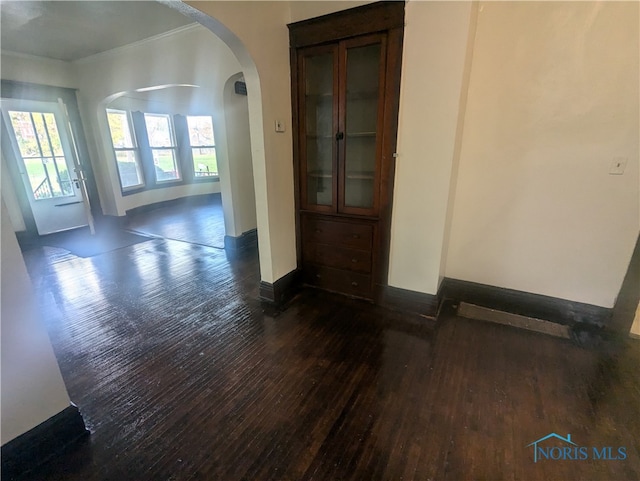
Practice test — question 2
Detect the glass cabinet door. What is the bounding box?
[339,36,385,215]
[300,46,338,211]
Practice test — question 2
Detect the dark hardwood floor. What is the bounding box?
[18,234,640,480]
[125,194,226,249]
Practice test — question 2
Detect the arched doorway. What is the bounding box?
[159,0,298,290]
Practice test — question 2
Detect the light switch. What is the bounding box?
[609,157,627,175]
[275,120,285,133]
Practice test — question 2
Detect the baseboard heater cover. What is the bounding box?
[457,302,571,339]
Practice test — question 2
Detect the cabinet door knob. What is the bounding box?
[315,229,322,233]
[316,274,322,279]
[351,281,359,287]
[336,132,344,141]
[351,258,358,263]
[352,234,360,239]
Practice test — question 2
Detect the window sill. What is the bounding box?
[193,176,220,183]
[121,177,220,196]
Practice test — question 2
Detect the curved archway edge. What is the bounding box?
[159,0,297,284]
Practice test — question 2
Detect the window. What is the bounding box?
[105,109,219,194]
[106,109,144,189]
[7,110,73,199]
[187,116,217,177]
[144,113,180,183]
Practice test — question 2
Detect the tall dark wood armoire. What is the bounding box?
[288,1,404,301]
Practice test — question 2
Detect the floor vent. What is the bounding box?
[457,302,571,339]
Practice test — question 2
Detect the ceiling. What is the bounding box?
[0,1,196,62]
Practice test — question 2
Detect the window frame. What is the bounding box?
[104,109,221,196]
[186,115,218,179]
[106,108,145,191]
[143,112,182,184]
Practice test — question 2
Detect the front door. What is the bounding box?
[1,99,89,235]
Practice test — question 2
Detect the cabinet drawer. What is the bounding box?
[304,264,372,298]
[303,242,372,274]
[303,217,373,250]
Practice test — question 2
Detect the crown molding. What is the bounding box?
[73,23,201,65]
[0,49,72,65]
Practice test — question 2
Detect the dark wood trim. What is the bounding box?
[611,233,640,333]
[1,404,88,480]
[224,228,258,253]
[379,285,439,318]
[288,1,405,48]
[125,193,221,217]
[439,277,612,327]
[290,45,303,270]
[259,269,302,306]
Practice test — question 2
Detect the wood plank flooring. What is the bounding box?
[125,194,226,249]
[18,238,640,481]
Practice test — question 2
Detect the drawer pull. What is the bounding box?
[351,258,358,263]
[352,234,360,239]
[351,281,359,287]
[315,229,322,233]
[316,274,322,279]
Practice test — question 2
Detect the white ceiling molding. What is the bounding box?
[0,49,73,65]
[73,23,201,65]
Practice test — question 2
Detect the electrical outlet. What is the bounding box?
[275,120,285,133]
[609,157,627,175]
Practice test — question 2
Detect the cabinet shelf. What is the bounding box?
[346,91,378,100]
[346,171,374,180]
[347,132,376,138]
[306,134,333,139]
[308,170,333,179]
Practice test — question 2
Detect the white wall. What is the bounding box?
[288,1,373,22]
[288,1,638,310]
[1,199,71,444]
[5,1,635,307]
[223,74,256,237]
[73,24,239,217]
[630,303,640,337]
[0,50,77,88]
[388,1,476,295]
[166,1,640,308]
[1,152,26,232]
[445,1,639,308]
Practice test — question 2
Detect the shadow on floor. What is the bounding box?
[19,225,153,258]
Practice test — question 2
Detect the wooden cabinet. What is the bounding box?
[289,1,404,300]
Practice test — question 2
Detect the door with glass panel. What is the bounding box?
[298,36,386,217]
[299,44,338,212]
[1,99,89,235]
[338,35,386,216]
